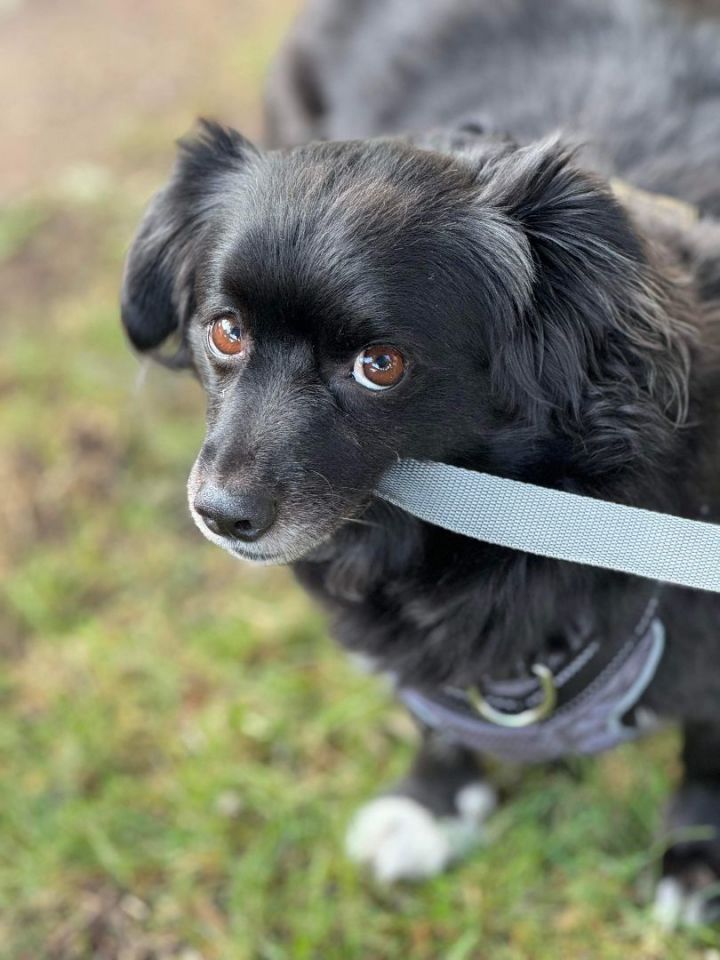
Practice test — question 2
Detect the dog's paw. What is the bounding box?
[652,871,720,929]
[345,783,496,883]
[653,782,720,929]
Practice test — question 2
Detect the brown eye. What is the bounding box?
[352,344,406,391]
[208,315,248,358]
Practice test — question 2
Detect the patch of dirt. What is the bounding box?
[35,886,196,960]
[0,411,127,575]
[0,203,116,313]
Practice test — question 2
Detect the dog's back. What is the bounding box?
[267,0,720,213]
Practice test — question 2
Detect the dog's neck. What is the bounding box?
[295,497,654,685]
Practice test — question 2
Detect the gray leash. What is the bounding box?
[376,459,720,593]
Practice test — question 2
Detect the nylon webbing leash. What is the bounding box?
[376,459,720,593]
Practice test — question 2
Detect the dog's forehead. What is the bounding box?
[250,142,464,245]
[211,142,481,330]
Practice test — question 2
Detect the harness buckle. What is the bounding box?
[467,663,557,728]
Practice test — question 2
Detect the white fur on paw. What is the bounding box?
[455,782,497,823]
[652,876,711,929]
[345,783,496,884]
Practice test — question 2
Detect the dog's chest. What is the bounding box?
[309,559,591,690]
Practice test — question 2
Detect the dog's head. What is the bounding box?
[122,121,692,564]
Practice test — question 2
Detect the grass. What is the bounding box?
[1,3,720,958]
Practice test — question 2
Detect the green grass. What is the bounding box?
[2,7,720,959]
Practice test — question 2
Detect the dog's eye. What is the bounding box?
[352,345,405,391]
[208,315,248,358]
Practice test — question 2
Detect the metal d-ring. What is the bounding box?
[466,664,557,728]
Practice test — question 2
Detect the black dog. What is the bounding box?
[122,0,720,925]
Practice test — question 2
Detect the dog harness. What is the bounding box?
[374,457,684,760]
[374,456,720,760]
[398,592,665,763]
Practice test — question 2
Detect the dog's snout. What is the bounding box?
[194,485,277,543]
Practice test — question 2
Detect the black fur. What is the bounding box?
[122,0,720,915]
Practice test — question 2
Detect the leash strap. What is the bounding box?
[376,459,720,593]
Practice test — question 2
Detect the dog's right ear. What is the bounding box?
[121,120,257,365]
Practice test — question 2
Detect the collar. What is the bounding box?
[399,590,666,764]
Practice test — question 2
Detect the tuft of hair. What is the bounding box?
[474,138,695,431]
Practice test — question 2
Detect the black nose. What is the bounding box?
[194,485,277,542]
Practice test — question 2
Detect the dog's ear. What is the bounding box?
[475,140,693,434]
[121,120,257,365]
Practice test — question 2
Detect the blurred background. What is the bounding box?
[0,2,717,958]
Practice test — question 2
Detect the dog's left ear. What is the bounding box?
[121,120,258,366]
[475,140,693,428]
